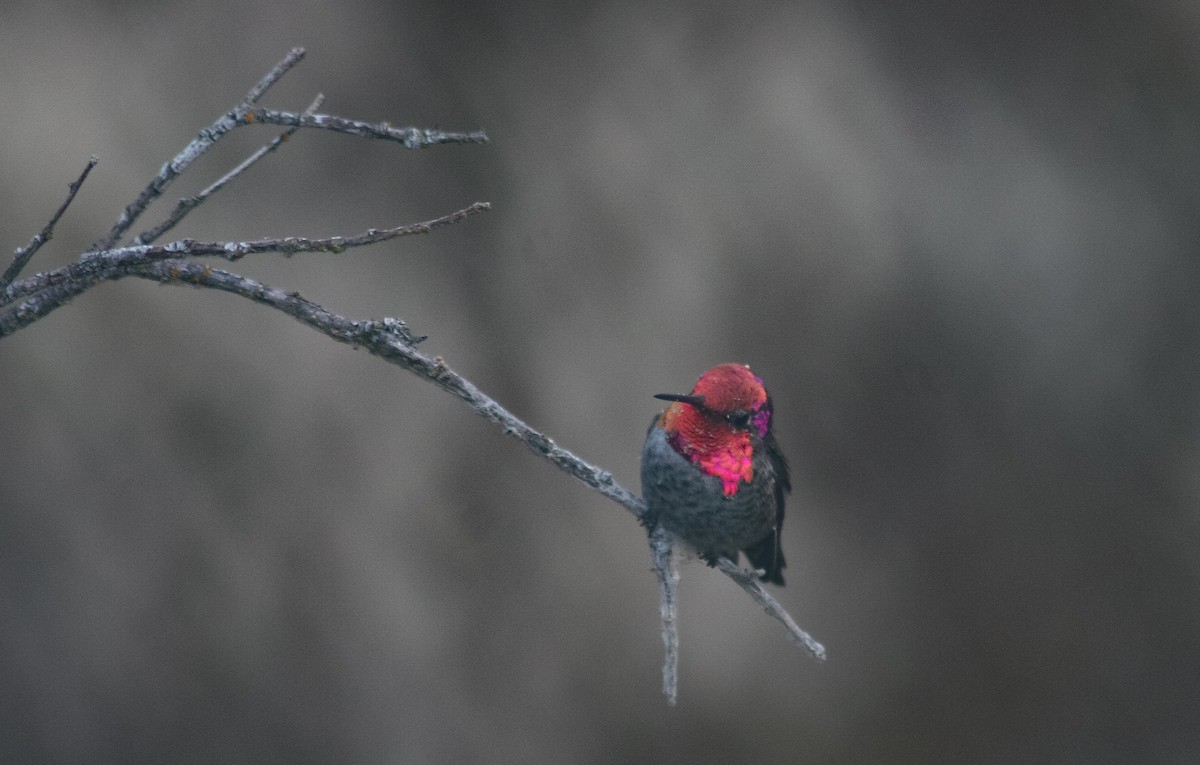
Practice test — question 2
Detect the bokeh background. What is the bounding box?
[3,2,1200,762]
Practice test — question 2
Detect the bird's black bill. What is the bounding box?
[654,393,706,407]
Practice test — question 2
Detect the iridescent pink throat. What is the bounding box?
[666,407,770,496]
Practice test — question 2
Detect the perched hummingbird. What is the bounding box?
[641,363,790,585]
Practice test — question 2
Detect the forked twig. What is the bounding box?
[0,204,490,332]
[1,49,824,706]
[89,47,309,253]
[132,93,328,246]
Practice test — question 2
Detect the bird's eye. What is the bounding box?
[726,412,752,429]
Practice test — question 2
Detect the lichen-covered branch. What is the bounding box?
[89,47,308,253]
[2,48,825,707]
[131,93,328,246]
[717,557,826,659]
[239,108,490,148]
[0,204,491,334]
[650,526,680,705]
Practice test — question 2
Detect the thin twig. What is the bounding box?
[132,93,328,246]
[716,557,827,660]
[0,204,490,311]
[88,47,308,252]
[241,108,489,148]
[649,526,680,705]
[241,46,308,105]
[127,260,647,513]
[0,156,98,290]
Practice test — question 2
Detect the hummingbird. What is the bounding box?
[641,363,790,585]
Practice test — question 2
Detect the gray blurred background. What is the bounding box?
[3,1,1199,762]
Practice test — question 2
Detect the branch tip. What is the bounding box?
[0,155,99,290]
[715,557,826,661]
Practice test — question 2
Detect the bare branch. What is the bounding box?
[132,93,328,246]
[134,260,427,345]
[3,221,828,679]
[2,48,826,704]
[0,270,101,334]
[3,222,828,673]
[0,204,490,331]
[241,108,490,148]
[114,260,647,516]
[89,48,309,253]
[716,557,827,660]
[242,46,307,105]
[0,155,98,290]
[649,526,680,705]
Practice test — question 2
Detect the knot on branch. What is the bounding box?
[363,316,424,346]
[402,127,424,150]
